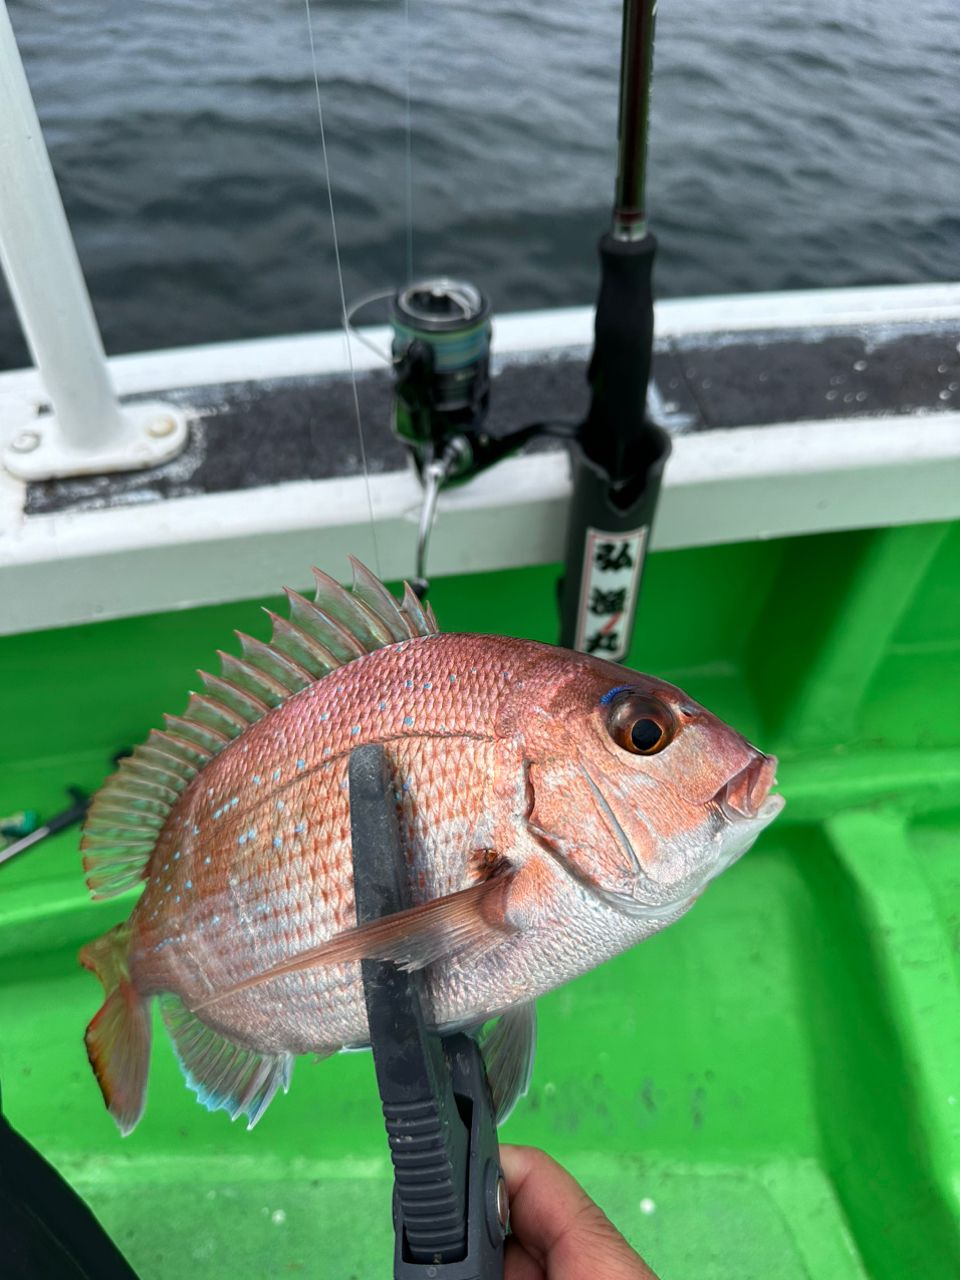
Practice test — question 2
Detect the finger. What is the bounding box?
[505,1236,545,1280]
[500,1145,659,1280]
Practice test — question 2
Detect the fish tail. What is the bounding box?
[79,922,151,1136]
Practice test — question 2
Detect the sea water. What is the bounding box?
[1,0,958,371]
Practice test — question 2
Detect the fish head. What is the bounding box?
[511,655,784,918]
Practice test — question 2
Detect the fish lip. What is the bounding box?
[713,752,779,822]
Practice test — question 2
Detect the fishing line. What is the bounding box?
[344,289,396,364]
[341,1,416,365]
[303,0,382,576]
[403,0,414,283]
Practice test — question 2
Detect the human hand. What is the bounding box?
[501,1145,660,1280]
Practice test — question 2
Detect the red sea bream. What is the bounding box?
[79,559,784,1134]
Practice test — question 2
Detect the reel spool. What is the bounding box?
[390,278,491,482]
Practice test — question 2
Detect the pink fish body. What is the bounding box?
[79,562,783,1134]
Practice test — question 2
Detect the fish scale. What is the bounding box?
[78,562,783,1135]
[132,636,515,1053]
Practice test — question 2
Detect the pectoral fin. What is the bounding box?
[193,872,516,1013]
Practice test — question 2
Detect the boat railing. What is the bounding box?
[0,0,188,482]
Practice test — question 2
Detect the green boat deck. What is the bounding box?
[1,522,958,1278]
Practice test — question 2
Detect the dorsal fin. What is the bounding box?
[81,562,440,901]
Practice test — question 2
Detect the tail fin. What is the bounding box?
[79,922,151,1136]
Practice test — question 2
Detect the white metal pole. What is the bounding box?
[0,0,186,479]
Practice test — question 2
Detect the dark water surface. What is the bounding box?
[2,0,959,371]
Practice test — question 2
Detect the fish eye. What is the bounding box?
[605,691,677,757]
[630,718,664,752]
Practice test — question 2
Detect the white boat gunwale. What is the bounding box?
[2,283,959,636]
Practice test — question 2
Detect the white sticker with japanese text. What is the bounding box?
[574,526,648,661]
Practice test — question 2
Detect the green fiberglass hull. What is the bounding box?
[1,522,958,1278]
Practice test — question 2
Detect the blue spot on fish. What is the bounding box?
[174,895,180,903]
[273,836,283,849]
[379,701,387,711]
[185,880,193,890]
[403,716,414,726]
[230,796,239,808]
[297,758,306,770]
[173,850,180,861]
[192,824,200,836]
[424,682,432,690]
[600,684,632,706]
[253,774,262,785]
[405,679,413,688]
[276,799,285,811]
[320,712,329,722]
[449,674,457,683]
[204,855,212,865]
[164,884,171,893]
[351,725,360,735]
[273,768,281,781]
[295,822,306,835]
[212,915,221,926]
[238,833,248,846]
[246,827,256,841]
[213,808,222,820]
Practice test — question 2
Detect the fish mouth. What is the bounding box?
[714,752,781,822]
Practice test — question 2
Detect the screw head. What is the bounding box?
[10,429,41,453]
[147,416,176,439]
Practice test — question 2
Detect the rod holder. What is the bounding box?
[0,1,188,481]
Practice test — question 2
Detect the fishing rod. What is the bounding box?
[380,0,667,643]
[556,0,670,657]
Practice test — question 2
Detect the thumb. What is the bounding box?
[500,1145,659,1280]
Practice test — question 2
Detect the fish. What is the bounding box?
[78,558,784,1136]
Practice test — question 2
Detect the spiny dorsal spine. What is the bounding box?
[80,560,439,901]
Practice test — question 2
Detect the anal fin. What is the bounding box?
[478,1001,537,1124]
[159,995,295,1130]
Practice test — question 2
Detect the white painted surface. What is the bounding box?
[2,401,189,480]
[1,282,959,635]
